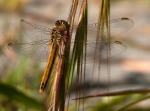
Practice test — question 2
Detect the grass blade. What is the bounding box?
[0,82,41,110]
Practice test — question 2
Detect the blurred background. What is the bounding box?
[0,0,150,111]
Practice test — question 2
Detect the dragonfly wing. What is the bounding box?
[73,18,134,38]
[21,19,51,41]
[85,41,127,63]
[69,40,127,63]
[8,40,51,62]
[107,18,134,37]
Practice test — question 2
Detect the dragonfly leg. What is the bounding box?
[57,37,66,58]
[57,46,62,57]
[57,46,65,58]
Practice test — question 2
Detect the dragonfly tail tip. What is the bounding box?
[39,89,44,94]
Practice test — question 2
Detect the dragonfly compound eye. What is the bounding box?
[55,20,62,26]
[55,20,69,27]
[61,20,69,26]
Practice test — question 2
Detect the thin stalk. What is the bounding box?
[97,1,111,111]
[54,56,65,111]
[66,0,88,110]
[117,94,150,111]
[68,0,79,35]
[73,88,150,100]
[65,0,79,111]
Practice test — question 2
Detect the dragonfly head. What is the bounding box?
[55,20,69,30]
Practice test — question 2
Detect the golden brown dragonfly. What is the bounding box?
[8,17,134,93]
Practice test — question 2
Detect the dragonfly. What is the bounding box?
[8,17,134,93]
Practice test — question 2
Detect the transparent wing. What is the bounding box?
[8,18,131,62]
[21,19,51,41]
[85,41,127,63]
[106,18,134,37]
[70,17,132,63]
[73,17,134,38]
[8,40,51,62]
[69,41,127,63]
[8,40,126,63]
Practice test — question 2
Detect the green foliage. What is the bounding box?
[0,82,42,110]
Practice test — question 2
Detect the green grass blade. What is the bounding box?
[67,0,88,110]
[117,94,150,111]
[0,82,41,110]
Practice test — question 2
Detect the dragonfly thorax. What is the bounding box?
[50,20,70,44]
